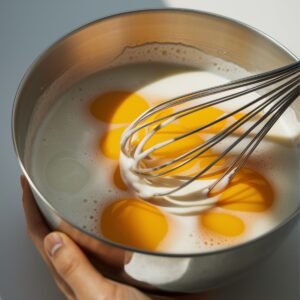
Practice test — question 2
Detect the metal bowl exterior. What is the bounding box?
[12,9,299,294]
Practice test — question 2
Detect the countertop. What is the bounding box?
[0,0,299,299]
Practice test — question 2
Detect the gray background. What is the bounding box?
[0,0,299,299]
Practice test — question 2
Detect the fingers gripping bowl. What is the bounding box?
[12,9,300,294]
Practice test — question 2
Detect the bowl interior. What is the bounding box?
[13,9,299,256]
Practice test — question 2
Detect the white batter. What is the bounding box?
[26,44,300,253]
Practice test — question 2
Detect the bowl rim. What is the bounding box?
[12,8,300,258]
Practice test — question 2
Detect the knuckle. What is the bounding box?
[57,255,80,279]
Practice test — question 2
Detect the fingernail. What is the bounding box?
[45,233,63,257]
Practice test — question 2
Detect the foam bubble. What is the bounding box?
[108,43,249,81]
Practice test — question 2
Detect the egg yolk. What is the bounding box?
[138,120,218,177]
[94,91,150,160]
[100,127,125,159]
[139,117,226,178]
[216,167,274,212]
[131,105,175,147]
[90,91,149,124]
[201,212,245,237]
[113,164,128,191]
[179,106,227,134]
[160,152,226,178]
[201,167,274,237]
[100,199,168,251]
[233,111,246,120]
[144,123,205,158]
[195,153,227,179]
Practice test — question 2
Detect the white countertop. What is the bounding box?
[0,1,299,299]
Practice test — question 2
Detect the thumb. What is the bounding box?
[44,232,114,298]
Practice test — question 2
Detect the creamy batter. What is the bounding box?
[26,44,300,253]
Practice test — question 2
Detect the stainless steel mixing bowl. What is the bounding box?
[12,9,300,294]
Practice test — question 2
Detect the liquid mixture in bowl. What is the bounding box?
[26,44,300,253]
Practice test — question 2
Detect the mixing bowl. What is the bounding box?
[12,9,300,294]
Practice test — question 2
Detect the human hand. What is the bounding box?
[21,176,207,300]
[20,175,152,300]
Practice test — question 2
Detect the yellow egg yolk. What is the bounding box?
[89,91,150,124]
[179,106,227,134]
[144,123,205,158]
[201,212,245,237]
[157,152,226,178]
[233,111,247,120]
[100,127,125,160]
[100,199,168,251]
[216,167,274,212]
[133,105,228,178]
[113,165,128,191]
[131,106,175,148]
[194,153,227,179]
[93,91,150,160]
[138,118,226,178]
[201,167,274,237]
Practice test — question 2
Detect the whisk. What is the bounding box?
[121,62,300,200]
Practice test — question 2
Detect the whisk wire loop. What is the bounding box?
[133,74,300,177]
[121,62,300,197]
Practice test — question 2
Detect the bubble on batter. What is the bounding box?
[109,42,249,81]
[45,152,90,194]
[199,227,237,250]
